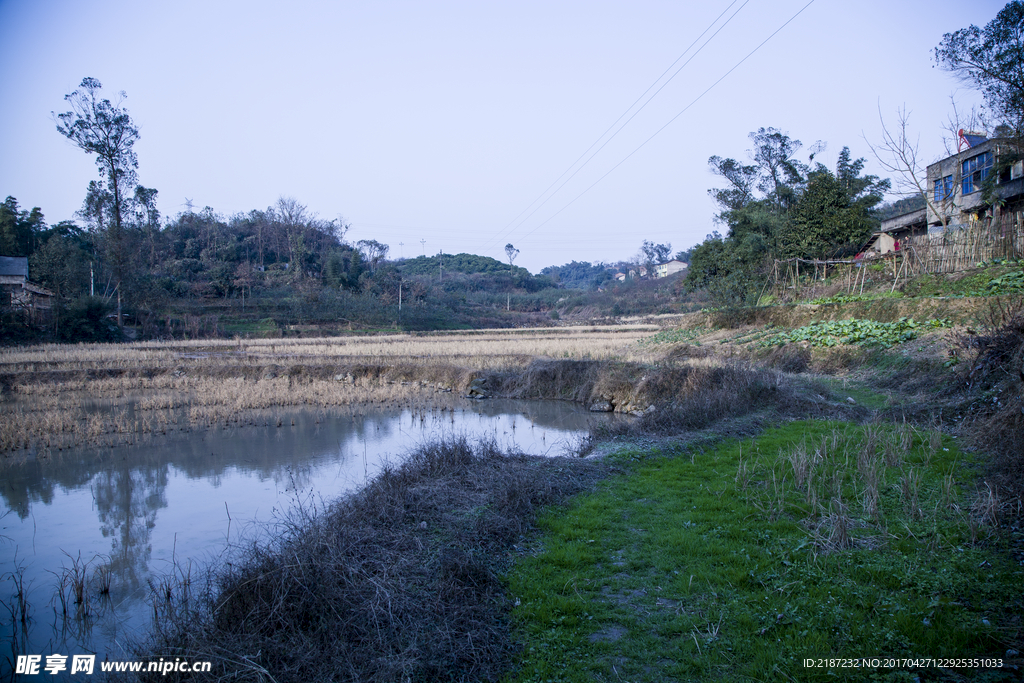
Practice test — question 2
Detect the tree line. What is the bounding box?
[685,1,1024,307]
[683,129,889,306]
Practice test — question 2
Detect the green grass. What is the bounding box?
[816,378,893,411]
[505,421,1020,682]
[902,262,1024,298]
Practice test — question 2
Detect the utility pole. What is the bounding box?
[439,250,443,282]
[420,239,426,256]
[399,241,404,259]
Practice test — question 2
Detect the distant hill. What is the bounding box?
[397,253,530,278]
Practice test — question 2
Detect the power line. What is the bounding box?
[510,0,817,247]
[479,0,749,254]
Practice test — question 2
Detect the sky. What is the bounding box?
[0,0,1000,273]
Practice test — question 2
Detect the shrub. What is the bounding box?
[59,297,121,342]
[952,297,1024,502]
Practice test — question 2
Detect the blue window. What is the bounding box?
[962,151,994,194]
[933,175,953,202]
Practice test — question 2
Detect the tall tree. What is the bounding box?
[358,239,390,274]
[55,77,143,328]
[707,128,809,248]
[749,127,809,210]
[695,130,887,304]
[781,148,890,259]
[0,197,45,257]
[935,1,1024,133]
[695,129,811,305]
[781,160,883,258]
[504,243,519,310]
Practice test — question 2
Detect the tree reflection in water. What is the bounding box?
[0,399,620,666]
[91,461,169,594]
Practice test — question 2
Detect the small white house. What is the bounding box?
[654,260,688,278]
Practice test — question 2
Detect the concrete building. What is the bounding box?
[654,260,688,278]
[925,131,1024,229]
[864,131,1024,257]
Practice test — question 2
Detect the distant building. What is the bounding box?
[1,256,54,325]
[654,260,688,278]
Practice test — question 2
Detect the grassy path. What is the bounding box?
[506,421,1021,682]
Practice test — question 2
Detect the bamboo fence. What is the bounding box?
[901,211,1024,276]
[764,211,1024,302]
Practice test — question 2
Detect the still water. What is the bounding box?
[0,398,614,672]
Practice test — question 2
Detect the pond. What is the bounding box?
[0,398,618,673]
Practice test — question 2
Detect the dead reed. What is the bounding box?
[0,327,655,373]
[136,437,608,682]
[736,423,1000,556]
[949,297,1024,511]
[1,328,661,457]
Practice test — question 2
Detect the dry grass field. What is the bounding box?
[0,326,660,455]
[0,326,658,371]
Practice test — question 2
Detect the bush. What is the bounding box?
[952,297,1024,502]
[59,297,121,342]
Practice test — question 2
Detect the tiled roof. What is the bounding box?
[0,256,29,278]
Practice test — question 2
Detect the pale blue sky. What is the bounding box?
[0,0,997,272]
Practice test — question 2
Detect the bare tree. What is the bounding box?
[868,105,956,233]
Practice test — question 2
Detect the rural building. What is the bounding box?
[615,261,687,280]
[0,255,54,325]
[864,131,1024,258]
[925,130,1024,228]
[654,260,688,278]
[864,207,927,255]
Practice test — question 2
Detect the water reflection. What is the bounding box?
[92,462,168,605]
[0,399,618,672]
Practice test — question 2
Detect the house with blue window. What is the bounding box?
[925,130,1023,231]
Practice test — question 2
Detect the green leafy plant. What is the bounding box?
[807,291,903,305]
[983,269,1024,295]
[760,317,951,349]
[638,327,706,347]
